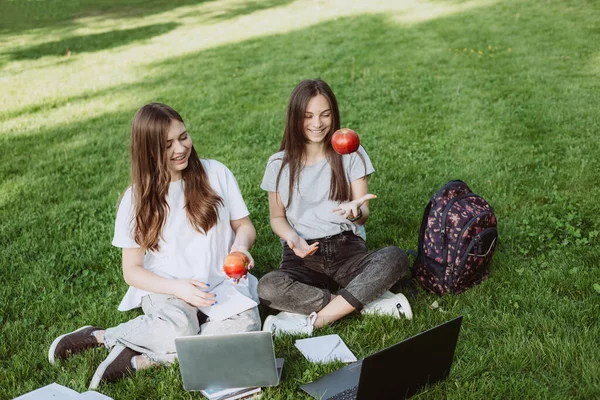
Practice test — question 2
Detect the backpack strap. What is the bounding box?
[405,278,419,299]
[406,249,418,258]
[395,249,420,299]
[391,274,420,299]
[414,200,433,261]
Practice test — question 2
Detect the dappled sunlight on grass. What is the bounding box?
[1,90,144,138]
[0,0,496,137]
[7,23,179,61]
[390,0,495,24]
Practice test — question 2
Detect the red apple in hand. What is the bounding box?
[331,128,360,155]
[223,251,250,279]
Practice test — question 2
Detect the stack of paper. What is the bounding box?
[295,335,357,363]
[199,386,261,400]
[200,358,284,400]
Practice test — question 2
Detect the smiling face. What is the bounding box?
[303,94,332,145]
[165,119,192,181]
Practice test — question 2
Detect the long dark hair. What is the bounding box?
[275,79,350,207]
[130,103,223,251]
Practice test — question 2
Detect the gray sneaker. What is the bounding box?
[48,325,104,365]
[89,345,141,390]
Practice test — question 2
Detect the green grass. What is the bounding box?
[1,0,600,398]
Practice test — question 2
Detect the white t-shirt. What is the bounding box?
[112,159,258,311]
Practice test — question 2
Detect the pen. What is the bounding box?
[322,339,342,360]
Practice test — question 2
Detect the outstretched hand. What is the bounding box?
[226,248,254,284]
[287,235,319,258]
[332,193,377,220]
[174,279,216,308]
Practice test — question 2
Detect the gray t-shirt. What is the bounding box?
[260,145,375,240]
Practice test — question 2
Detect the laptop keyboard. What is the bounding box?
[329,386,358,400]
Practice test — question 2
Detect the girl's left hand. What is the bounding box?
[332,193,377,220]
[226,247,254,284]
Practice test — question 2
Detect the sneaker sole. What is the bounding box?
[89,345,127,390]
[48,325,93,365]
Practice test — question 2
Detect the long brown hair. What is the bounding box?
[275,79,350,207]
[130,103,223,251]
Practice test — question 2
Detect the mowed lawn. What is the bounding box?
[1,0,599,398]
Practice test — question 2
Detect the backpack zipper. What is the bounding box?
[455,227,497,287]
[440,193,480,235]
[445,212,493,291]
[449,211,494,269]
[440,193,479,265]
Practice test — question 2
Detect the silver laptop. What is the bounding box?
[175,331,280,391]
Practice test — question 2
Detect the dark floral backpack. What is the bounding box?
[411,180,498,296]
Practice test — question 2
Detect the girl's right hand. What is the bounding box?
[286,235,319,258]
[174,280,216,308]
[332,193,377,220]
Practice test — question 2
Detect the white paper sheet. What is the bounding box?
[14,383,80,399]
[198,282,258,322]
[295,334,357,363]
[80,391,113,399]
[14,383,113,399]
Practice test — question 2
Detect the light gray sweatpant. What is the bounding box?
[103,293,261,364]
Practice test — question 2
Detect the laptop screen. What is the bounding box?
[356,316,463,399]
[300,317,463,399]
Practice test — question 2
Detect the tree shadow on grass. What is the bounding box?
[0,0,213,34]
[181,0,296,22]
[5,22,179,61]
[1,0,294,38]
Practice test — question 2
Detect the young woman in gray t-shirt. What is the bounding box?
[259,79,413,336]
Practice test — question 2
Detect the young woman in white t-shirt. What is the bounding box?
[48,103,261,389]
[259,79,413,336]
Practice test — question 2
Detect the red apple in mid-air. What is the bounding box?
[223,251,250,279]
[331,128,360,155]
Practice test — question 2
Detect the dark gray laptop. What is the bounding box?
[301,316,463,399]
[175,331,280,391]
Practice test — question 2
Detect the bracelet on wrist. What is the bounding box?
[347,208,363,222]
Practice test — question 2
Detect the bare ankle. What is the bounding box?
[313,316,326,329]
[93,330,105,344]
[135,355,156,370]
